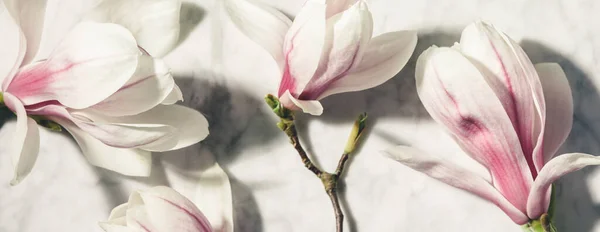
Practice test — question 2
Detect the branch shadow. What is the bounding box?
[521,40,600,232]
[178,2,206,46]
[159,73,282,232]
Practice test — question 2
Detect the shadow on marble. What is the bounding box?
[178,2,206,46]
[522,40,600,232]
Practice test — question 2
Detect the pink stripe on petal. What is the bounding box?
[161,197,213,232]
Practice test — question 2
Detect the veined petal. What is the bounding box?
[89,55,175,116]
[86,0,181,57]
[6,22,139,109]
[139,186,213,232]
[415,46,532,212]
[278,0,326,97]
[318,30,417,99]
[299,0,373,100]
[535,63,572,164]
[460,21,546,174]
[162,85,184,105]
[3,0,48,65]
[280,90,323,115]
[526,153,600,219]
[0,0,25,87]
[195,162,234,232]
[3,93,40,185]
[223,0,291,70]
[384,146,529,224]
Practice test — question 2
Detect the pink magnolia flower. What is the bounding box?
[224,0,417,115]
[99,186,214,232]
[385,21,600,226]
[0,0,208,185]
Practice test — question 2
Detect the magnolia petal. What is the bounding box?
[535,63,573,164]
[278,0,326,96]
[384,146,529,224]
[86,0,181,57]
[3,0,48,65]
[76,104,209,151]
[3,93,40,185]
[325,0,357,18]
[299,0,373,99]
[98,223,137,232]
[281,90,323,115]
[56,119,152,176]
[460,21,546,173]
[318,30,417,99]
[195,162,234,232]
[415,46,533,212]
[139,186,213,232]
[6,22,139,109]
[162,85,184,105]
[108,203,129,221]
[89,55,175,116]
[0,0,25,87]
[526,153,600,219]
[125,205,159,231]
[223,0,291,70]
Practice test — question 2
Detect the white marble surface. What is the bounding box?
[2,0,600,231]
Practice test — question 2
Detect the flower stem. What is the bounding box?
[266,95,367,232]
[521,214,557,232]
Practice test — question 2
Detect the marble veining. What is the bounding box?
[1,0,600,231]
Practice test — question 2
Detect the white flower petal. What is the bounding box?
[195,162,234,232]
[527,153,600,219]
[384,146,529,224]
[280,90,323,115]
[140,186,213,232]
[5,22,139,109]
[535,63,573,163]
[3,0,48,64]
[162,84,184,105]
[90,55,175,116]
[86,0,182,57]
[223,0,291,70]
[3,93,40,185]
[318,30,417,99]
[0,0,25,87]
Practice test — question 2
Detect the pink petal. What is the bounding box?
[278,0,326,97]
[6,22,140,109]
[535,63,573,164]
[140,186,213,232]
[280,90,323,115]
[318,30,417,99]
[299,0,373,100]
[223,0,291,70]
[3,0,48,65]
[89,55,175,116]
[415,46,533,212]
[460,21,546,175]
[385,146,529,224]
[526,153,600,219]
[3,93,40,185]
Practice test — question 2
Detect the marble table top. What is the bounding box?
[1,0,600,231]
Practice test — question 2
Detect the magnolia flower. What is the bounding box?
[99,186,214,232]
[386,21,600,228]
[224,0,417,115]
[1,0,208,185]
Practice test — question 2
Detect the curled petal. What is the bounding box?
[3,93,40,185]
[278,0,326,96]
[140,186,213,232]
[162,85,184,105]
[223,0,291,70]
[527,153,600,219]
[299,0,373,100]
[318,30,417,99]
[3,0,48,65]
[280,90,323,115]
[535,63,573,164]
[6,22,139,109]
[384,146,529,224]
[86,0,182,57]
[415,46,532,212]
[460,21,546,173]
[89,55,175,116]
